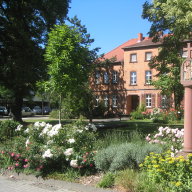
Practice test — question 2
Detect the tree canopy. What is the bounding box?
[142,0,192,110]
[42,17,99,123]
[0,0,71,121]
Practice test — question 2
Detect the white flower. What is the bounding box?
[47,140,54,145]
[24,128,30,133]
[15,124,23,131]
[68,138,75,144]
[70,160,78,168]
[47,124,61,137]
[34,121,40,127]
[42,149,53,158]
[40,122,46,127]
[64,148,73,156]
[76,129,83,133]
[25,138,30,147]
[171,153,175,157]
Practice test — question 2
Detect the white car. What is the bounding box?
[22,107,35,117]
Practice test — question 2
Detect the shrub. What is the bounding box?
[151,108,169,124]
[0,119,98,175]
[94,142,163,172]
[97,172,115,188]
[0,120,20,142]
[145,126,184,155]
[140,151,192,192]
[130,104,147,120]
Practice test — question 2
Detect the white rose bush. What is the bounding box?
[146,126,184,156]
[0,119,98,175]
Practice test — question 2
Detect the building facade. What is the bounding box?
[90,33,190,116]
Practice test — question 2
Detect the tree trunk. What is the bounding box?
[10,93,23,122]
[59,95,62,124]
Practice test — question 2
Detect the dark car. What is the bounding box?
[0,106,8,116]
[42,106,51,114]
[33,106,42,115]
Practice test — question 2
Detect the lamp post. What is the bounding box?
[181,56,192,152]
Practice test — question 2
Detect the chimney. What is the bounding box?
[137,33,143,42]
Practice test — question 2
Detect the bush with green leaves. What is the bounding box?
[94,142,163,172]
[0,120,20,142]
[140,151,192,192]
[130,104,146,120]
[0,119,98,175]
[97,172,115,188]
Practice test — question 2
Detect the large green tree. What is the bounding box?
[142,0,192,110]
[0,0,70,122]
[43,17,99,123]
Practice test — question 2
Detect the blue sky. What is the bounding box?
[68,0,152,55]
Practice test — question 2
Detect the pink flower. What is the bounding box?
[8,166,14,170]
[90,164,93,167]
[83,159,87,162]
[11,153,15,157]
[1,151,5,154]
[15,163,19,167]
[24,159,29,162]
[23,164,29,168]
[16,154,20,158]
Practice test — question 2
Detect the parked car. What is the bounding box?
[22,107,35,117]
[0,106,8,116]
[33,106,42,115]
[42,106,51,115]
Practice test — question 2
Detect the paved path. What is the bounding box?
[0,173,116,192]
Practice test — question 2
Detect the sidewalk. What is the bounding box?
[0,172,116,192]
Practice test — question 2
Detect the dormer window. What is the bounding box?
[130,53,137,62]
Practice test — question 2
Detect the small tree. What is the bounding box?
[42,17,98,123]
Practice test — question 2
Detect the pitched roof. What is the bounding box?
[102,38,138,62]
[123,37,162,50]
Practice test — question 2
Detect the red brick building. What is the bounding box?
[90,33,190,116]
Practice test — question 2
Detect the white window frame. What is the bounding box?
[130,53,137,62]
[145,52,152,61]
[103,72,109,84]
[95,95,99,107]
[146,94,152,108]
[104,95,109,107]
[145,71,152,84]
[130,71,137,85]
[95,71,100,84]
[112,95,117,107]
[161,95,169,109]
[182,50,188,58]
[112,71,118,84]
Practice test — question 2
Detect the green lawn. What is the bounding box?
[24,118,184,136]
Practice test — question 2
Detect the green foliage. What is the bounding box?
[94,142,163,172]
[140,151,192,192]
[142,0,188,111]
[114,169,162,192]
[0,0,70,121]
[151,108,169,124]
[42,17,98,122]
[97,172,115,188]
[0,120,20,142]
[130,104,146,120]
